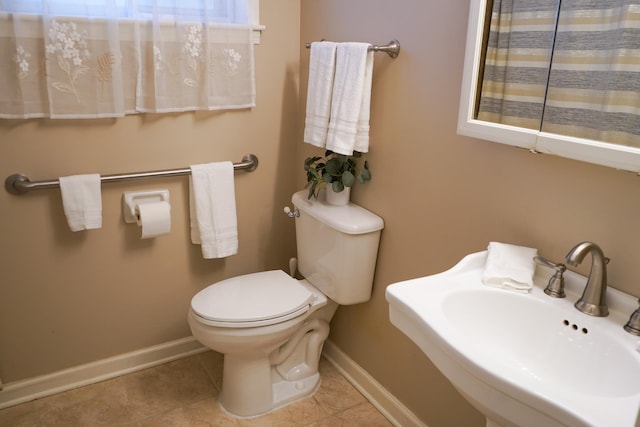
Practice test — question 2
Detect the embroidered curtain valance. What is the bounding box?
[0,0,255,119]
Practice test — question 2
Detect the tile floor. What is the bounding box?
[0,351,393,426]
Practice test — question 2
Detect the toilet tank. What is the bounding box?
[291,190,384,305]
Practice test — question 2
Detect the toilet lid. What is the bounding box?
[191,270,314,327]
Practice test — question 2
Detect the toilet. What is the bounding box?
[188,190,384,417]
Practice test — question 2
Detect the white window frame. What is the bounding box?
[247,0,264,44]
[458,0,640,173]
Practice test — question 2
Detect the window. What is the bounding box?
[0,0,261,119]
[459,0,640,172]
[1,0,250,22]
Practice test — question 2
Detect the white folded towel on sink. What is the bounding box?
[482,242,538,293]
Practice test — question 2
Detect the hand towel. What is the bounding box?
[326,42,374,155]
[190,162,238,259]
[59,174,102,231]
[482,242,538,293]
[354,46,374,153]
[304,41,338,148]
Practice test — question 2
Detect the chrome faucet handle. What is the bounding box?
[624,299,640,336]
[534,255,567,298]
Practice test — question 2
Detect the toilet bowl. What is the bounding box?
[188,190,384,417]
[188,271,337,416]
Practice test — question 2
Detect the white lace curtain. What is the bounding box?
[0,0,255,119]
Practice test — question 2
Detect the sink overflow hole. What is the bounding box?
[563,320,588,334]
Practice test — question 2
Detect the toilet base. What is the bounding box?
[219,353,320,418]
[189,286,339,418]
[271,369,320,413]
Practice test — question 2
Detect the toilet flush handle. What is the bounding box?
[283,206,300,218]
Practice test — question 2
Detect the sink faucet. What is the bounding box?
[565,241,609,317]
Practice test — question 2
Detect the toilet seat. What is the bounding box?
[191,270,315,328]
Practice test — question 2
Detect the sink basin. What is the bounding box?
[386,251,640,427]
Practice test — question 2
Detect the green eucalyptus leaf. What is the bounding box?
[325,158,341,175]
[342,170,355,187]
[304,156,321,168]
[305,151,370,195]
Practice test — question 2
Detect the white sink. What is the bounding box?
[386,251,640,427]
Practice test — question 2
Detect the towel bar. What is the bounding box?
[305,39,400,58]
[4,154,259,195]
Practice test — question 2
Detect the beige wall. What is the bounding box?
[0,1,301,381]
[299,1,640,426]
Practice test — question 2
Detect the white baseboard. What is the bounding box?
[0,337,206,410]
[322,340,428,427]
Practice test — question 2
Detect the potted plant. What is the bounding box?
[304,150,371,205]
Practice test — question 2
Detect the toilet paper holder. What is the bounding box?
[122,190,170,223]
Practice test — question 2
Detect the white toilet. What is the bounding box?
[188,190,384,417]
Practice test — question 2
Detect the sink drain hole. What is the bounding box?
[562,320,589,334]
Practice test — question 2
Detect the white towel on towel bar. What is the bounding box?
[326,42,373,155]
[304,41,338,148]
[189,162,238,259]
[59,174,102,231]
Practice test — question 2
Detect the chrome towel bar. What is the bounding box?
[305,39,400,58]
[4,154,258,195]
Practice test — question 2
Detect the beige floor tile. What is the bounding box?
[35,377,137,426]
[0,400,40,427]
[119,355,218,420]
[136,397,240,427]
[305,402,392,427]
[0,354,390,427]
[196,350,224,391]
[238,396,330,427]
[312,359,366,414]
[333,402,393,426]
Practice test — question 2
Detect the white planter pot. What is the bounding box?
[325,187,351,206]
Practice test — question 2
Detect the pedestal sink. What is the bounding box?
[386,251,640,427]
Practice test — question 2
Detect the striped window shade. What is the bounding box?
[542,0,640,147]
[477,0,559,130]
[478,0,640,147]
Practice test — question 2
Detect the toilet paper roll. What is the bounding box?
[135,201,171,239]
